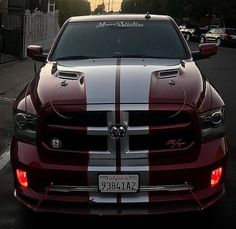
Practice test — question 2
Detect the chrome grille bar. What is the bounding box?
[49,184,193,193]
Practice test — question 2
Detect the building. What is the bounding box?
[7,0,56,13]
[0,0,58,63]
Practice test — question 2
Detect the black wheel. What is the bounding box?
[200,36,205,44]
[216,37,222,46]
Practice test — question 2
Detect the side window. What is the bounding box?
[209,29,215,33]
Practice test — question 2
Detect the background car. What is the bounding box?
[199,25,219,34]
[200,28,236,46]
[179,24,200,41]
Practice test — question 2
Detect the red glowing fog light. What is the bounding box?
[211,167,223,187]
[16,169,28,187]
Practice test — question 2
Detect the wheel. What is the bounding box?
[200,36,205,44]
[185,33,191,42]
[216,38,221,46]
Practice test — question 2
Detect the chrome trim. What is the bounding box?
[57,71,80,80]
[125,150,148,155]
[89,151,111,155]
[87,127,109,136]
[127,126,149,135]
[158,69,180,79]
[141,184,192,192]
[49,184,193,193]
[87,126,149,136]
[50,186,98,193]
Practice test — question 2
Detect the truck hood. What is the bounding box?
[34,58,209,110]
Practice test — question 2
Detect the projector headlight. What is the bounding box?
[14,110,38,143]
[198,107,225,140]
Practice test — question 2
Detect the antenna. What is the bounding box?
[108,0,110,12]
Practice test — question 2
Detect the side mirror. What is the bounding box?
[27,45,48,62]
[192,43,217,61]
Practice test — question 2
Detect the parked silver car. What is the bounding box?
[179,24,200,41]
[200,28,236,46]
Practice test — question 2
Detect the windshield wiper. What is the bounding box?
[55,55,101,61]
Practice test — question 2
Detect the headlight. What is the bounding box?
[14,110,38,142]
[198,107,225,140]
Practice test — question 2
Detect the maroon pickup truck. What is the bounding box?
[11,14,227,215]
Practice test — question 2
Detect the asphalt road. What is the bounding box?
[0,43,236,228]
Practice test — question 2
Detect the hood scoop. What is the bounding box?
[57,71,81,80]
[158,69,180,79]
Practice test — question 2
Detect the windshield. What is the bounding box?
[51,20,188,60]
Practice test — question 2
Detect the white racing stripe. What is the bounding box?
[0,150,10,170]
[83,59,117,104]
[87,59,117,203]
[85,58,180,204]
[120,58,151,104]
[119,58,151,203]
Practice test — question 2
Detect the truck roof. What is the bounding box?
[68,14,172,23]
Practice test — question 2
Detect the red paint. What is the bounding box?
[27,45,43,59]
[199,43,217,56]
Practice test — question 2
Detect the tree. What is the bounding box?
[93,2,106,15]
[58,0,91,27]
[121,0,236,27]
[121,0,167,15]
[214,0,236,27]
[121,0,162,14]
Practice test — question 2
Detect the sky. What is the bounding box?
[88,0,122,12]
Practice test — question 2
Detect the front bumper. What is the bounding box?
[11,136,227,215]
[15,186,225,215]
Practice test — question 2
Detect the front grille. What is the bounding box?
[129,110,197,154]
[130,131,193,151]
[40,106,198,161]
[129,110,191,126]
[46,111,107,127]
[44,133,107,151]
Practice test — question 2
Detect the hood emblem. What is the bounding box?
[110,125,127,139]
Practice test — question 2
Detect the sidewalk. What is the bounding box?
[0,59,34,98]
[0,59,35,156]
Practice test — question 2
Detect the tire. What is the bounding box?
[200,36,205,44]
[185,33,191,42]
[216,38,221,46]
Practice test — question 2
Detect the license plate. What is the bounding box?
[98,174,139,193]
